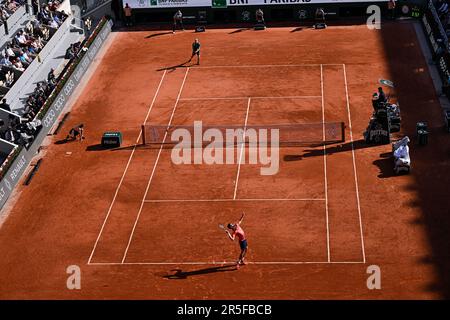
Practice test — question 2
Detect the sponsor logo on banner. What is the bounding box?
[156,0,189,5]
[227,0,385,5]
[126,0,388,9]
[8,154,27,182]
[127,0,206,7]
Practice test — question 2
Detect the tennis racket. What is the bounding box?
[218,223,225,230]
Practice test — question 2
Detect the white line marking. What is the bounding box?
[233,98,251,200]
[188,64,345,69]
[121,68,190,264]
[179,96,321,101]
[87,70,167,264]
[143,198,326,203]
[321,64,331,263]
[88,261,366,266]
[342,64,366,263]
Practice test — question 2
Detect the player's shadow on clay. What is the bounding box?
[284,139,370,161]
[144,31,173,39]
[55,138,79,145]
[228,28,251,34]
[290,27,304,33]
[157,61,196,72]
[163,265,238,279]
[373,152,398,178]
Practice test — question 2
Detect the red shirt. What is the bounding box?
[233,224,246,242]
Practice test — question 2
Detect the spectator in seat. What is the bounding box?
[12,58,25,71]
[0,68,13,87]
[4,126,19,144]
[48,17,58,28]
[65,45,75,59]
[0,99,11,112]
[5,43,16,58]
[18,50,32,66]
[0,53,12,67]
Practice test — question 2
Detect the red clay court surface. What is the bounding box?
[0,21,449,299]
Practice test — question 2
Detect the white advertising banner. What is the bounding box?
[125,0,388,9]
[125,0,210,8]
[226,0,388,6]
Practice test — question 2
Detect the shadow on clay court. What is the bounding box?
[372,154,397,179]
[163,265,238,279]
[157,61,197,72]
[290,27,304,33]
[284,139,372,161]
[380,22,450,297]
[228,28,252,34]
[85,143,109,151]
[145,31,173,39]
[55,138,80,145]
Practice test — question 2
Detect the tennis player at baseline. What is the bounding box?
[225,213,248,268]
[188,38,201,65]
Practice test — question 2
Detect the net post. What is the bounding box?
[141,124,146,145]
[341,122,345,143]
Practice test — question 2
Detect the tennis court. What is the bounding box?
[87,63,365,266]
[0,23,443,299]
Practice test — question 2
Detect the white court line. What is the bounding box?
[233,98,251,200]
[121,68,190,264]
[88,261,366,266]
[179,96,321,101]
[87,70,167,264]
[320,64,331,263]
[342,64,366,263]
[189,64,345,69]
[143,198,326,203]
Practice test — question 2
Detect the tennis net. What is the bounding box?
[141,122,345,146]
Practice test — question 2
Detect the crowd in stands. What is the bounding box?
[0,65,14,88]
[0,95,42,147]
[0,1,67,100]
[65,41,82,60]
[0,2,70,147]
[22,68,57,120]
[0,0,25,27]
[0,2,67,74]
[0,68,60,146]
[436,0,450,36]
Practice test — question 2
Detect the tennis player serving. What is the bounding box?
[224,212,248,268]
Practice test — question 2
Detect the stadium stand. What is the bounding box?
[0,2,74,147]
[0,0,85,162]
[422,0,450,99]
[0,14,113,208]
[0,0,26,30]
